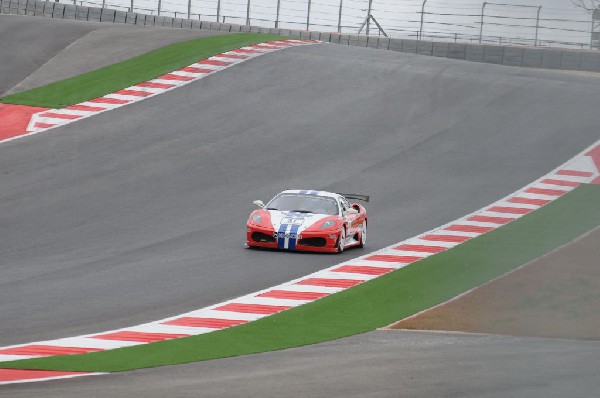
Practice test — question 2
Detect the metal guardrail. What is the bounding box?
[33,0,600,51]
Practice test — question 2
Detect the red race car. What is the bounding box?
[246,190,368,253]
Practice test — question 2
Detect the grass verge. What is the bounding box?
[0,33,287,109]
[2,184,599,372]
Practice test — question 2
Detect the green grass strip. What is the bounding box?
[2,184,599,372]
[0,33,287,109]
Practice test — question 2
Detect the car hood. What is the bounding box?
[268,210,331,234]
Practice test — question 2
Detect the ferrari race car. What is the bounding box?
[246,190,368,253]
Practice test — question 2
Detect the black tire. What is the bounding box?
[337,227,346,253]
[358,220,367,248]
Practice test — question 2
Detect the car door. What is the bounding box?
[340,197,360,238]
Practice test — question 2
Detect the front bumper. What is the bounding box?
[246,224,341,253]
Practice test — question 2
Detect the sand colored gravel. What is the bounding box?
[392,226,600,340]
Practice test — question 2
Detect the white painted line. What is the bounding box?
[182,309,266,321]
[38,337,142,350]
[0,354,39,362]
[124,324,212,336]
[273,284,343,294]
[0,372,106,386]
[402,238,460,248]
[235,296,308,306]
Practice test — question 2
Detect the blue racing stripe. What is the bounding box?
[288,224,300,250]
[277,223,288,249]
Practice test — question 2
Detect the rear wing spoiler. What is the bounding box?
[338,193,370,203]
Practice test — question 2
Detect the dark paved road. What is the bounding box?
[1,15,599,397]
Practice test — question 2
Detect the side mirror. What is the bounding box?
[253,200,265,209]
[344,208,359,215]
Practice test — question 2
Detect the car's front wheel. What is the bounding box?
[359,221,367,248]
[337,227,346,253]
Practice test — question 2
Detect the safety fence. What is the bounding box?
[2,0,600,72]
[19,0,600,51]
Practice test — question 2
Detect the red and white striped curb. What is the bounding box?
[0,369,105,386]
[0,40,319,145]
[1,140,599,384]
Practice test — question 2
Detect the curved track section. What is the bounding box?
[1,138,598,365]
[2,18,600,354]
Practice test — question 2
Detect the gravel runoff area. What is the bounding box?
[392,225,600,341]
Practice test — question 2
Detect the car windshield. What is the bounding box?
[267,194,339,216]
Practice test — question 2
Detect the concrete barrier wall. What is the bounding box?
[2,0,599,73]
[432,42,449,58]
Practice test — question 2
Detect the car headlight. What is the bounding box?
[320,220,337,229]
[252,214,262,224]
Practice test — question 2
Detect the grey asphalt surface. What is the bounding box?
[2,331,599,398]
[1,15,600,396]
[0,15,223,96]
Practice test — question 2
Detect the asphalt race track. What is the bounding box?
[1,15,600,396]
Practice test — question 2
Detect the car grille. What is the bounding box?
[299,237,327,247]
[252,232,276,243]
